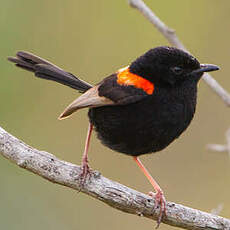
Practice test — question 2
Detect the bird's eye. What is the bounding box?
[171,66,183,75]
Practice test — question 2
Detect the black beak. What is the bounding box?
[191,64,219,76]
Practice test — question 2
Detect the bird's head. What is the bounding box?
[129,46,219,86]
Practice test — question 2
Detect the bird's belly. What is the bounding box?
[88,98,194,156]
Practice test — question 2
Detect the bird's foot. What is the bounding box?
[79,160,92,189]
[148,191,167,228]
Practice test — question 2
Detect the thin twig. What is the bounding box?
[0,126,230,229]
[207,127,230,157]
[226,129,230,157]
[211,204,224,216]
[207,144,228,153]
[128,0,230,106]
[2,1,229,229]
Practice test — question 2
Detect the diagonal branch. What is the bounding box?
[2,1,229,229]
[1,126,230,229]
[128,0,230,107]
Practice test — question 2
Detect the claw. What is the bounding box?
[78,123,93,190]
[79,160,92,189]
[149,191,167,228]
[133,157,167,228]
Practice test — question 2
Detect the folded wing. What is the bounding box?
[59,74,149,119]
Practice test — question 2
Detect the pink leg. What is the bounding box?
[80,123,93,186]
[133,157,166,228]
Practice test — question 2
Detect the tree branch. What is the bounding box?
[207,127,230,158]
[128,0,230,107]
[2,1,230,229]
[1,126,230,229]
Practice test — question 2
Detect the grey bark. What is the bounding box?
[128,0,230,107]
[0,126,230,230]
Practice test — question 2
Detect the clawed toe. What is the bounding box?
[79,163,92,189]
[148,191,167,228]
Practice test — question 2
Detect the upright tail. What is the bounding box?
[8,51,92,93]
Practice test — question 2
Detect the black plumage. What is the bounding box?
[89,81,197,155]
[8,46,219,226]
[88,47,203,155]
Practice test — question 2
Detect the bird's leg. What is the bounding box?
[133,157,166,228]
[80,123,93,187]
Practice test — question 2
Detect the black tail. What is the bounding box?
[8,51,92,93]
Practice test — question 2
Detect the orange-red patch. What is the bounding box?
[117,67,154,95]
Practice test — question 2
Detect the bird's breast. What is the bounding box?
[88,85,197,156]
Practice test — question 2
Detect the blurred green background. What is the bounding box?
[0,0,230,229]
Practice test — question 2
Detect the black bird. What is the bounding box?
[8,47,219,226]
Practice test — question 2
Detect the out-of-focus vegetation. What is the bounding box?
[0,1,230,229]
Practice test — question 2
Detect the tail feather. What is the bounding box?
[8,51,92,93]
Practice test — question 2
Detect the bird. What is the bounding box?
[8,46,219,226]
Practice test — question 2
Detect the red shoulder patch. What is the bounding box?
[117,66,154,95]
